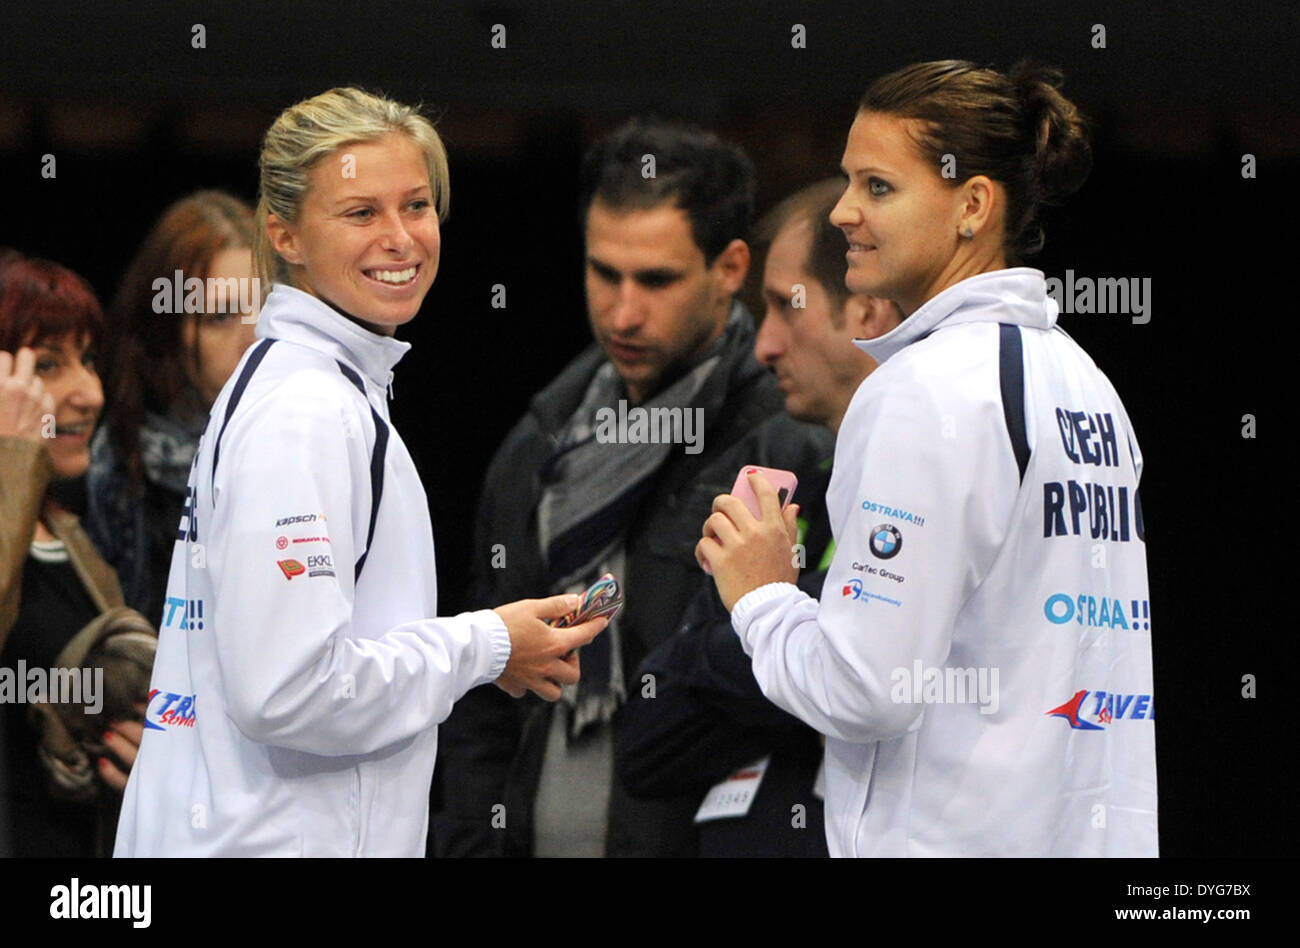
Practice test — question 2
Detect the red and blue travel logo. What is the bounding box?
[1046,689,1153,730]
[839,576,902,608]
[143,689,198,732]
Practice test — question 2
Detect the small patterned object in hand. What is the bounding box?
[552,572,623,628]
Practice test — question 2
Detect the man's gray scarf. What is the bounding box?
[537,310,742,739]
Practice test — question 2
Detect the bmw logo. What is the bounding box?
[869,524,902,559]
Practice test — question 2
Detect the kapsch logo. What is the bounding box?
[143,688,197,732]
[869,524,902,559]
[1046,688,1154,730]
[842,578,864,599]
[275,513,324,528]
[278,559,305,580]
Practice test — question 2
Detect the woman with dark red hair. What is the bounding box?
[0,249,154,857]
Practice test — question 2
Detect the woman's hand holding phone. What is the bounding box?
[492,595,609,701]
[697,468,802,611]
[699,466,798,576]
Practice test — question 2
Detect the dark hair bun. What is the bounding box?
[1009,60,1092,205]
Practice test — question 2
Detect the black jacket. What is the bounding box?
[615,459,834,857]
[431,310,831,857]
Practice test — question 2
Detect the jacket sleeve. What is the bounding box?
[0,435,51,654]
[730,368,1016,744]
[206,375,510,757]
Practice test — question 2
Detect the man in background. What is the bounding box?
[616,178,900,855]
[433,120,830,857]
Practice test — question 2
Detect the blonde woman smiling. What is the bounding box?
[116,88,606,857]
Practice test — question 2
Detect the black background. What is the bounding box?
[1,0,1294,858]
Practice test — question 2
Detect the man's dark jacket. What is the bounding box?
[615,460,835,857]
[431,311,831,857]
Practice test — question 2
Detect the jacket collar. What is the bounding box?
[256,283,412,394]
[854,267,1059,364]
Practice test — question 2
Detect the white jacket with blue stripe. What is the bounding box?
[731,268,1157,857]
[115,284,511,857]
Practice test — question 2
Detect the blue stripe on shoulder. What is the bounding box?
[998,324,1031,483]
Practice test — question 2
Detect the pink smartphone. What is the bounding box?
[700,466,799,574]
[730,465,798,519]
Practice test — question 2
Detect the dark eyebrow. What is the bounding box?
[587,257,684,284]
[844,166,893,179]
[633,268,683,283]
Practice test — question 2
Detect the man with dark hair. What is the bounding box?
[616,179,900,855]
[750,179,900,428]
[432,120,830,857]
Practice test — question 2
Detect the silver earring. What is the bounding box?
[963,227,974,239]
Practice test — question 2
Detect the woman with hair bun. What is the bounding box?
[114,87,607,857]
[698,61,1156,857]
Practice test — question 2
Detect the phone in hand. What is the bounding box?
[730,465,798,520]
[700,466,799,574]
[553,572,624,629]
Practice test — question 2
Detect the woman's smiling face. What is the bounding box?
[830,111,969,316]
[268,132,440,334]
[31,334,103,480]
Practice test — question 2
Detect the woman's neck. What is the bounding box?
[32,519,56,542]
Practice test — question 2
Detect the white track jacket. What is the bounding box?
[731,268,1157,857]
[115,284,511,857]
